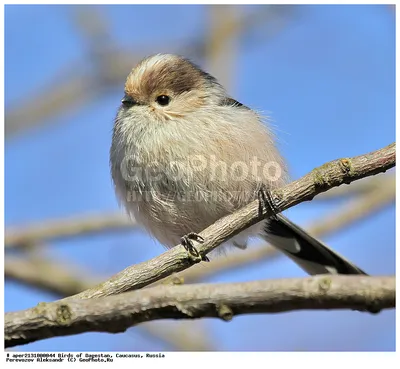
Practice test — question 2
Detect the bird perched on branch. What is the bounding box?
[110,53,366,276]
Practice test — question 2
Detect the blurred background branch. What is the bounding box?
[5,5,296,137]
[5,213,135,249]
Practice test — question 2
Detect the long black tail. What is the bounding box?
[261,214,367,275]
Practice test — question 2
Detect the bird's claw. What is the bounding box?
[180,232,209,262]
[258,185,279,220]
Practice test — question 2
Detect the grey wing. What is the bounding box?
[261,214,367,275]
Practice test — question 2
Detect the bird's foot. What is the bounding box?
[180,232,209,262]
[258,185,279,220]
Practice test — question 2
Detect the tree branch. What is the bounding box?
[5,213,135,249]
[6,6,293,137]
[314,175,393,200]
[307,176,395,236]
[5,276,395,348]
[167,173,395,286]
[62,143,395,300]
[4,256,97,296]
[6,171,394,293]
[4,257,215,351]
[8,176,392,297]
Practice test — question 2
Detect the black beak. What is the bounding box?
[121,94,138,107]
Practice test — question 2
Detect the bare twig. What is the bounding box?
[4,66,93,136]
[315,175,394,200]
[5,213,135,249]
[5,6,295,137]
[307,177,395,236]
[60,143,395,300]
[205,5,239,91]
[140,321,215,351]
[5,276,395,348]
[4,256,97,296]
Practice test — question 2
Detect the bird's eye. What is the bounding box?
[156,95,170,106]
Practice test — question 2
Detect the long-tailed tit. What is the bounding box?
[110,54,366,275]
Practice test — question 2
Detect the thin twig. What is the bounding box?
[307,177,395,236]
[205,5,238,91]
[5,213,135,248]
[6,6,294,137]
[4,256,97,296]
[315,175,393,200]
[140,321,215,351]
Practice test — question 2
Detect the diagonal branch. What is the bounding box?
[62,143,395,300]
[7,176,393,297]
[5,275,395,348]
[167,173,395,286]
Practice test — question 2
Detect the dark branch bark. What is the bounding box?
[5,276,395,348]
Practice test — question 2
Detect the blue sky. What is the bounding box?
[4,5,395,351]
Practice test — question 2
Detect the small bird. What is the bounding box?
[110,53,366,275]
